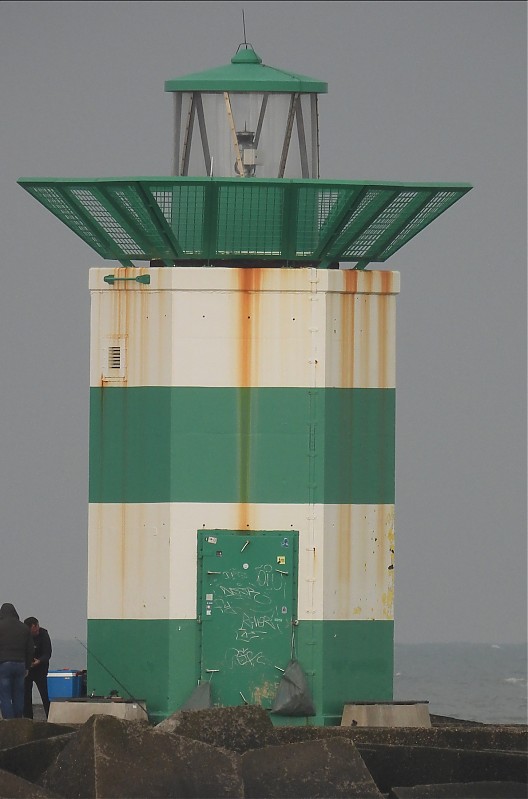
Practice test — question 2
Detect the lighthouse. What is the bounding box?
[19,43,470,724]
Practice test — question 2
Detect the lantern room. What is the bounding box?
[165,45,326,179]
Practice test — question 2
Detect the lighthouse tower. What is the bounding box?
[19,44,470,724]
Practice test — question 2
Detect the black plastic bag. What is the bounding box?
[271,659,315,716]
[181,681,212,710]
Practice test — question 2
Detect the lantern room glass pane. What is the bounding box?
[174,91,319,179]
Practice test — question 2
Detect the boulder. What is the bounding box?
[39,714,243,798]
[241,737,383,798]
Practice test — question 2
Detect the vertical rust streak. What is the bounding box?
[386,505,395,619]
[337,505,351,616]
[361,293,371,388]
[378,273,389,389]
[340,291,355,389]
[237,268,263,531]
[343,269,359,295]
[138,278,150,388]
[375,504,384,610]
[119,504,126,619]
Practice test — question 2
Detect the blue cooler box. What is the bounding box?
[47,669,83,699]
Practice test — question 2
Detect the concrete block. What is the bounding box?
[241,737,383,798]
[0,732,74,783]
[156,704,277,753]
[389,782,528,798]
[39,714,244,798]
[0,767,61,798]
[274,723,528,753]
[357,744,528,794]
[0,719,74,749]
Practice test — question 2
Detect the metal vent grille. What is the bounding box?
[102,338,126,382]
[108,346,121,370]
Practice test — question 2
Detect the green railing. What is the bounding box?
[18,176,471,268]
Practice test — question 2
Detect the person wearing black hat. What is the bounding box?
[0,603,34,719]
[23,616,52,719]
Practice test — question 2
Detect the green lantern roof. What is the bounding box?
[164,45,328,93]
[17,176,471,268]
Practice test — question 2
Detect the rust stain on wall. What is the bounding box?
[252,679,279,706]
[118,502,127,618]
[378,294,388,389]
[343,269,360,294]
[379,271,393,389]
[360,294,372,387]
[380,505,395,619]
[340,293,355,388]
[336,505,352,615]
[236,269,263,532]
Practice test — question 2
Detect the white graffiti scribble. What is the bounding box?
[219,584,272,605]
[222,568,248,581]
[255,564,286,592]
[235,610,285,642]
[213,598,238,615]
[241,611,282,631]
[229,648,267,668]
[236,627,261,642]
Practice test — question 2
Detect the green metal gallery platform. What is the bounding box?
[18,176,470,268]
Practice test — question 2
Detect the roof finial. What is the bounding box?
[235,9,255,55]
[242,9,247,47]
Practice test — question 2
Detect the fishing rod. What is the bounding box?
[75,637,149,717]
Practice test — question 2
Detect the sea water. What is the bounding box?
[394,642,527,724]
[46,640,527,725]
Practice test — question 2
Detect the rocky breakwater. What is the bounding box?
[0,706,525,798]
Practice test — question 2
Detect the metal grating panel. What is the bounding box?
[69,188,144,256]
[343,191,419,258]
[18,177,471,268]
[376,190,461,260]
[217,183,283,255]
[24,185,109,258]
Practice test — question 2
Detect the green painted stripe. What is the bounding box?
[86,619,199,724]
[87,618,393,724]
[89,386,395,505]
[303,619,394,722]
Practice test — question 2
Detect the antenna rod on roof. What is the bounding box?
[242,9,247,46]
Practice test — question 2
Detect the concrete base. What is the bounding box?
[341,702,431,728]
[48,699,148,725]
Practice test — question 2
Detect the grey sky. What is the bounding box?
[0,1,525,644]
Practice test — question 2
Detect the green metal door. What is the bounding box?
[197,529,298,708]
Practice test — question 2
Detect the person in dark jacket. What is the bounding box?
[23,617,52,719]
[0,602,34,719]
